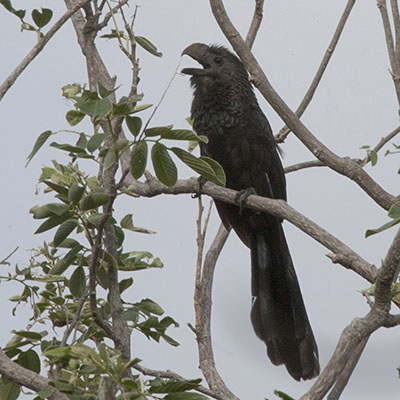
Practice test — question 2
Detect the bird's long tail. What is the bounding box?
[250,225,320,381]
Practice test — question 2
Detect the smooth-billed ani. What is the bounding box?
[181,43,320,381]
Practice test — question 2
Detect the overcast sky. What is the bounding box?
[1,0,400,399]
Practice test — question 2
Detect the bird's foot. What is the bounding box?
[235,187,257,215]
[191,176,207,199]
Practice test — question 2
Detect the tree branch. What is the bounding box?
[122,174,377,284]
[326,337,369,400]
[0,0,91,101]
[301,228,400,399]
[377,0,400,107]
[0,349,68,400]
[245,0,264,49]
[194,220,236,399]
[276,0,356,142]
[208,0,396,211]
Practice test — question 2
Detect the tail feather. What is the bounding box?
[250,227,319,381]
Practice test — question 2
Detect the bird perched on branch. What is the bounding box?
[181,43,319,381]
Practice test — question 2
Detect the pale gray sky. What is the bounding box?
[1,1,400,399]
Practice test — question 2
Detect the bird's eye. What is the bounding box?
[214,56,223,65]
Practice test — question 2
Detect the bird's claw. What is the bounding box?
[191,176,207,199]
[235,187,257,215]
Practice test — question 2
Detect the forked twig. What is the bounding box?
[276,0,356,142]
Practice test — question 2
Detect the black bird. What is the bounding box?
[181,43,320,381]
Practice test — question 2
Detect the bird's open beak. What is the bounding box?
[181,43,210,76]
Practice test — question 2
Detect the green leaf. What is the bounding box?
[68,184,85,204]
[388,204,400,219]
[369,150,378,166]
[199,156,226,186]
[98,83,119,99]
[119,277,134,294]
[45,203,69,216]
[76,97,112,119]
[133,104,152,113]
[171,147,225,186]
[87,133,110,153]
[274,390,295,400]
[53,219,78,247]
[50,142,87,154]
[131,141,148,179]
[164,393,207,400]
[26,130,53,166]
[104,147,117,170]
[135,35,162,57]
[365,218,400,237]
[151,143,177,187]
[35,214,70,234]
[135,298,164,315]
[149,379,201,394]
[16,349,41,373]
[126,116,142,137]
[66,110,85,126]
[145,126,173,137]
[120,214,135,229]
[49,244,83,275]
[81,192,110,211]
[32,8,52,28]
[37,388,55,399]
[69,266,86,298]
[112,95,144,116]
[14,330,44,340]
[0,380,20,400]
[43,180,69,195]
[161,129,208,143]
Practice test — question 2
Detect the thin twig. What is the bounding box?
[276,0,356,142]
[372,125,400,153]
[377,0,400,106]
[0,0,90,101]
[140,61,182,138]
[60,293,88,347]
[245,0,265,49]
[284,160,325,174]
[97,0,129,30]
[0,247,19,265]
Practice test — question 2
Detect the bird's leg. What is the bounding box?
[191,176,207,199]
[235,187,257,215]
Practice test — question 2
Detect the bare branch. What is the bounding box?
[276,0,356,142]
[327,337,369,400]
[0,0,90,101]
[245,0,264,49]
[194,221,236,399]
[374,227,400,310]
[301,228,400,399]
[97,0,129,30]
[133,364,226,400]
[377,0,400,106]
[208,0,396,211]
[121,174,377,284]
[284,160,325,174]
[0,349,68,400]
[372,125,400,154]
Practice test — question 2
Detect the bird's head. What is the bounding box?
[181,43,248,89]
